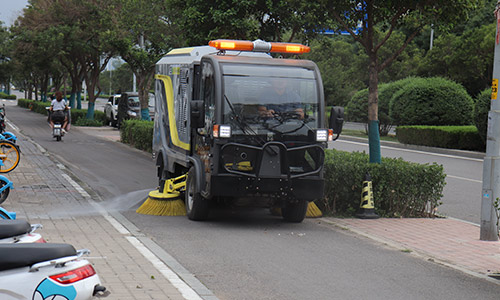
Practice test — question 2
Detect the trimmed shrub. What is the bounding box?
[473,88,491,144]
[390,77,474,126]
[18,99,105,126]
[321,149,446,218]
[396,125,484,151]
[346,77,414,135]
[0,92,16,100]
[74,118,103,126]
[120,119,153,153]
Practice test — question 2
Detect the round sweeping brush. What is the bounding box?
[136,175,187,216]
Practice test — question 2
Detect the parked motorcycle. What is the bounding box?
[0,243,107,299]
[0,219,45,243]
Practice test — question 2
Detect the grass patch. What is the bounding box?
[341,129,398,143]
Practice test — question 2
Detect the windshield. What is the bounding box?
[128,96,140,107]
[222,64,320,138]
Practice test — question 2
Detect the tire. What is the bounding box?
[56,135,61,142]
[0,184,10,205]
[282,199,308,223]
[111,114,117,127]
[0,209,11,219]
[185,167,209,221]
[0,141,20,173]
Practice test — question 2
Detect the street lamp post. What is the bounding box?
[480,1,500,241]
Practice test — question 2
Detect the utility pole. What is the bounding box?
[480,1,500,241]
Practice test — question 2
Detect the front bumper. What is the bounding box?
[211,174,324,200]
[212,141,325,200]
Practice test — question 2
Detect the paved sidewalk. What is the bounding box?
[3,133,189,299]
[323,218,500,281]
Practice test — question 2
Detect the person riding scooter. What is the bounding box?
[49,91,69,133]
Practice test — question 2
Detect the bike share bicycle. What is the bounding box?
[0,104,19,205]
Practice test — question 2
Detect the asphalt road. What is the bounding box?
[5,98,500,300]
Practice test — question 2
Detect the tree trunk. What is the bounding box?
[137,68,154,121]
[367,55,381,164]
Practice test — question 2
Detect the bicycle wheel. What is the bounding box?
[0,182,10,205]
[0,141,20,173]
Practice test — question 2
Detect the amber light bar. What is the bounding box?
[208,39,310,54]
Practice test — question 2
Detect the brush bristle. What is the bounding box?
[136,197,186,216]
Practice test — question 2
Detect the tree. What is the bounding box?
[325,0,478,163]
[113,0,175,120]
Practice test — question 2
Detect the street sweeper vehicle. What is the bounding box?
[146,39,344,222]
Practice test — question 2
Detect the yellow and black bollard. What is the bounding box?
[356,172,379,219]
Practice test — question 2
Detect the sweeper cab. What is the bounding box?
[152,39,344,222]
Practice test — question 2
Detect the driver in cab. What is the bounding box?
[258,78,304,119]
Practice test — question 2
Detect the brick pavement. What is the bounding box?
[324,217,500,280]
[3,133,190,299]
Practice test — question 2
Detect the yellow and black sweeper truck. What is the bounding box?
[151,39,344,222]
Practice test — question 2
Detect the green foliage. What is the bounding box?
[0,92,16,100]
[473,88,491,143]
[17,99,106,126]
[322,149,446,218]
[390,77,474,126]
[346,77,415,135]
[119,119,153,153]
[99,63,133,95]
[418,23,494,96]
[396,125,484,151]
[74,118,103,126]
[305,37,366,107]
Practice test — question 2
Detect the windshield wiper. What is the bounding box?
[264,111,314,135]
[224,95,267,146]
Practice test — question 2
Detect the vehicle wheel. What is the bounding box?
[185,167,209,221]
[0,141,20,173]
[111,115,117,127]
[282,199,308,223]
[0,208,11,219]
[0,184,10,205]
[56,136,61,141]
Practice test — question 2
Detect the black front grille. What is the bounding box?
[220,141,324,179]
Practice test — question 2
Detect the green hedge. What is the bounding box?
[396,125,484,151]
[0,92,16,100]
[119,119,153,153]
[17,99,106,125]
[321,149,446,217]
[390,77,474,126]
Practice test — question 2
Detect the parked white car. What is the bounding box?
[104,95,120,127]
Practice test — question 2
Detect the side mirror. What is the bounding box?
[329,106,344,135]
[190,100,205,129]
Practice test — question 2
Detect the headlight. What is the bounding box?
[316,129,328,142]
[128,111,137,117]
[213,125,231,138]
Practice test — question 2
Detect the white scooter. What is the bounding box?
[0,219,45,243]
[0,243,107,299]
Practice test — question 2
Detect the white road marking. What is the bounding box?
[446,175,482,184]
[61,173,202,300]
[336,140,484,162]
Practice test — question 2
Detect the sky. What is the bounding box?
[0,0,29,26]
